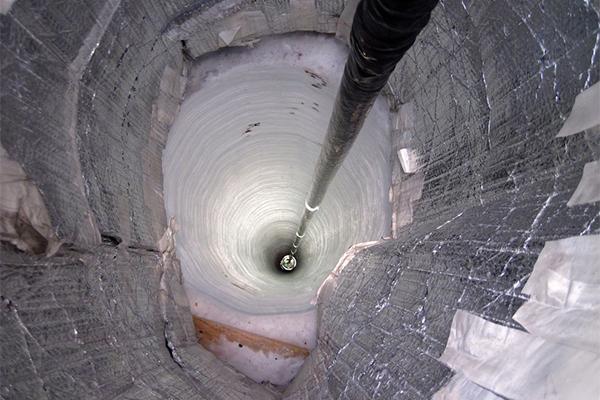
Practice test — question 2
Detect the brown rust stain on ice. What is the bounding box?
[193,316,310,358]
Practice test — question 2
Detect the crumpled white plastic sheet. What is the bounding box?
[439,310,600,400]
[522,235,600,308]
[436,237,600,399]
[557,82,600,137]
[513,301,600,354]
[554,82,600,207]
[432,373,502,400]
[513,235,600,353]
[567,160,600,207]
[397,148,419,174]
[0,144,61,255]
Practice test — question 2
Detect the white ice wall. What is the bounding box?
[163,34,392,314]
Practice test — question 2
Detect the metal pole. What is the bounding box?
[281,0,439,271]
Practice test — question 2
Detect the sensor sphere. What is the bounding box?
[280,255,297,271]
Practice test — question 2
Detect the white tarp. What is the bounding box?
[513,235,600,353]
[436,236,600,399]
[0,144,61,255]
[567,161,600,207]
[432,373,502,400]
[439,310,600,400]
[513,300,600,353]
[520,235,600,308]
[557,82,600,137]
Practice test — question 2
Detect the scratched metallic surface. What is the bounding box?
[1,0,599,399]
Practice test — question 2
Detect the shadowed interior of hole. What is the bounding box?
[252,221,305,275]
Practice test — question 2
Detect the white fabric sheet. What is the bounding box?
[557,82,600,137]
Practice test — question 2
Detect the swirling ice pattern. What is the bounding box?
[164,64,391,314]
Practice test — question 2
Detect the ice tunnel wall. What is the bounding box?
[1,1,599,400]
[164,36,391,314]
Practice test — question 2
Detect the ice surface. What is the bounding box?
[164,34,392,314]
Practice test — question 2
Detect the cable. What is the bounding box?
[281,0,439,271]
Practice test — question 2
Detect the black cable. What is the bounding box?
[283,0,439,269]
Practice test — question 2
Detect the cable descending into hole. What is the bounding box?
[281,0,439,271]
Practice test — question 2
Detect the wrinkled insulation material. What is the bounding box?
[1,0,599,399]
